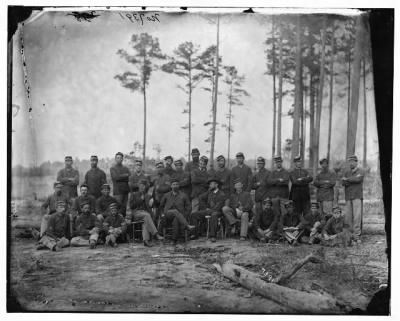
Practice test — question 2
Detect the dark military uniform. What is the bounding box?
[95,194,120,217]
[129,171,151,193]
[313,168,337,215]
[252,206,280,240]
[191,167,209,211]
[252,167,270,213]
[230,164,253,193]
[342,166,364,241]
[72,194,96,216]
[289,168,313,216]
[266,168,290,216]
[159,190,191,241]
[171,169,191,197]
[191,189,226,239]
[215,167,232,197]
[110,164,130,216]
[41,193,70,215]
[84,167,107,199]
[57,167,79,199]
[151,173,172,205]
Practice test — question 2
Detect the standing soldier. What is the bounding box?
[95,184,120,223]
[151,162,172,212]
[341,155,364,244]
[214,155,232,197]
[190,156,210,212]
[40,181,70,237]
[252,157,270,213]
[128,159,150,193]
[164,155,176,177]
[184,148,200,198]
[222,179,253,241]
[230,152,253,193]
[56,156,79,200]
[289,156,313,216]
[313,158,337,217]
[267,156,290,216]
[110,152,130,217]
[84,155,106,199]
[171,159,191,197]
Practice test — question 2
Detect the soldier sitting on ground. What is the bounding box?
[37,201,71,251]
[278,200,302,245]
[103,203,127,247]
[70,202,101,249]
[251,198,281,243]
[297,201,327,245]
[319,206,352,247]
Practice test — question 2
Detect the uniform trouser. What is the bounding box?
[132,210,158,241]
[271,197,288,216]
[106,227,124,244]
[320,201,334,216]
[191,210,220,238]
[114,193,129,216]
[321,229,352,247]
[345,199,363,240]
[38,235,69,250]
[97,213,107,223]
[292,197,310,216]
[160,209,189,240]
[191,198,200,213]
[222,206,249,237]
[40,214,51,237]
[254,227,277,240]
[70,227,100,246]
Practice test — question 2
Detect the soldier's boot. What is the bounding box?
[89,240,96,249]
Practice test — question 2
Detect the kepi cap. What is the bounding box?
[65,156,73,161]
[347,155,358,162]
[256,156,265,164]
[90,155,98,160]
[294,155,302,162]
[164,155,173,161]
[274,156,283,162]
[216,155,225,161]
[191,148,200,154]
[235,152,244,158]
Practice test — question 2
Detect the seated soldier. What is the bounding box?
[222,179,253,241]
[297,201,326,244]
[72,184,96,217]
[37,200,71,251]
[103,203,127,247]
[190,177,226,242]
[279,200,302,244]
[96,184,120,223]
[71,202,100,249]
[319,206,352,247]
[127,179,164,247]
[252,198,281,242]
[159,178,195,245]
[40,181,70,237]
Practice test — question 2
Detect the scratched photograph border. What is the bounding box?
[6,5,392,316]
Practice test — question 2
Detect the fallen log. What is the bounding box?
[214,261,348,314]
[274,253,323,285]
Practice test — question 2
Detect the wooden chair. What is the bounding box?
[205,215,225,240]
[129,220,144,243]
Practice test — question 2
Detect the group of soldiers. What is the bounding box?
[37,148,364,251]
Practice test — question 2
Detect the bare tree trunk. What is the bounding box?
[227,100,232,168]
[210,15,220,168]
[313,19,327,177]
[302,82,307,165]
[346,47,351,147]
[142,77,147,166]
[188,64,192,161]
[327,29,335,163]
[346,15,365,157]
[309,75,315,170]
[277,21,284,157]
[363,57,367,168]
[272,17,277,168]
[291,15,302,163]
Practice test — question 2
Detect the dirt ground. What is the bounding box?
[9,200,388,313]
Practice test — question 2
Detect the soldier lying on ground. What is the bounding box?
[37,201,71,251]
[70,202,100,249]
[102,203,127,247]
[251,198,280,242]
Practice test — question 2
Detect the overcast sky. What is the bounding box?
[11,10,379,167]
